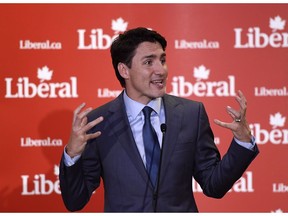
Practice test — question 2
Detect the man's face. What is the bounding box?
[121,41,168,105]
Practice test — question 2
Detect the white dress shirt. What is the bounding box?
[123,91,166,167]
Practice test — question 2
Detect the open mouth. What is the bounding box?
[151,79,165,88]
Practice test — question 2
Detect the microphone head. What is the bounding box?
[160,123,167,133]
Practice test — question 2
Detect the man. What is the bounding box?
[59,27,259,212]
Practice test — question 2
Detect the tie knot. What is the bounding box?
[142,106,153,119]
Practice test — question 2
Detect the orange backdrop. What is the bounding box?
[0,3,287,213]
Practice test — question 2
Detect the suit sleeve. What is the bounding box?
[59,140,102,211]
[193,102,259,198]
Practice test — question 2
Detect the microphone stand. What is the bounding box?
[153,123,166,212]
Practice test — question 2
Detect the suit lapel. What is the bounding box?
[107,92,150,185]
[160,94,183,182]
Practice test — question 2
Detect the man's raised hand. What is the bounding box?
[66,103,103,158]
[214,90,252,143]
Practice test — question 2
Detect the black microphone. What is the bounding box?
[153,123,167,212]
[160,124,167,134]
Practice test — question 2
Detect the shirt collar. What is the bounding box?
[123,90,162,120]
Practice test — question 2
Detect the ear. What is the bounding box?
[117,63,130,79]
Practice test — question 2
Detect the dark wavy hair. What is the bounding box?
[110,27,167,87]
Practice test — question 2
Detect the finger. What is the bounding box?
[80,116,88,127]
[227,106,240,119]
[74,107,93,127]
[235,97,246,112]
[86,131,102,140]
[73,103,86,118]
[214,119,234,130]
[238,90,245,99]
[77,107,93,120]
[235,90,247,114]
[79,116,104,134]
[73,102,86,124]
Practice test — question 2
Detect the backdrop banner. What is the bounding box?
[0,3,287,213]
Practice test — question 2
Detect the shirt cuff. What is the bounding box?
[63,146,81,167]
[234,136,256,151]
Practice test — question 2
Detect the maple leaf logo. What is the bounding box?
[193,65,210,81]
[269,15,286,32]
[111,17,128,34]
[54,165,59,176]
[269,112,286,129]
[271,209,283,213]
[37,66,53,82]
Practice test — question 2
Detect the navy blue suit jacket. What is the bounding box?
[59,92,259,212]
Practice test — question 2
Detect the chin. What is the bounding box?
[153,90,166,98]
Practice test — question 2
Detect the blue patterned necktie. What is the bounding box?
[142,106,160,188]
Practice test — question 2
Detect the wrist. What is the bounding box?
[235,129,252,143]
[65,145,78,158]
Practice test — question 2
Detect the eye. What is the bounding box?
[161,58,166,65]
[144,59,153,65]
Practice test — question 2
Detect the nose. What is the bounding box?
[154,60,167,75]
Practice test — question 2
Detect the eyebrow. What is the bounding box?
[141,53,166,60]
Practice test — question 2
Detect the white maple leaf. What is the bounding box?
[271,208,283,213]
[37,66,53,82]
[269,15,286,32]
[111,17,128,34]
[269,112,286,129]
[54,165,59,176]
[193,65,210,81]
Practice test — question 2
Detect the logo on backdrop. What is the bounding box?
[271,209,284,213]
[21,165,60,195]
[77,17,128,50]
[98,88,122,98]
[20,137,63,147]
[170,65,236,97]
[193,171,254,193]
[250,112,288,145]
[234,15,288,48]
[4,66,78,98]
[19,40,62,50]
[254,86,288,97]
[273,182,288,193]
[175,38,220,49]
